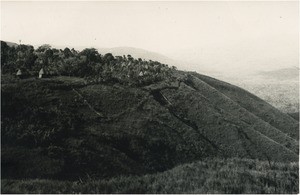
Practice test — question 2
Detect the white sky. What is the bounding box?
[1,1,299,73]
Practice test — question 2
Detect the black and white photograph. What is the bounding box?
[1,0,299,194]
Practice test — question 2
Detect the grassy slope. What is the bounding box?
[2,158,298,194]
[1,76,149,179]
[1,73,298,181]
[192,72,299,139]
[162,80,298,161]
[289,112,299,121]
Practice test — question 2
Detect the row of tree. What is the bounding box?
[1,41,176,86]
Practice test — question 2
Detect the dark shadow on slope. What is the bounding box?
[151,90,169,106]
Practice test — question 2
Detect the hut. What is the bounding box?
[16,69,23,79]
[138,71,144,77]
[39,68,45,78]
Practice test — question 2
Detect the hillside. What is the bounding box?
[2,158,298,194]
[289,112,299,121]
[191,72,299,139]
[1,40,299,192]
[2,70,299,181]
[204,69,299,113]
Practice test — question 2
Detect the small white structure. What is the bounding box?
[16,69,22,76]
[39,68,45,78]
[139,71,144,77]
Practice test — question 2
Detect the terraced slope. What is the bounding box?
[1,71,298,180]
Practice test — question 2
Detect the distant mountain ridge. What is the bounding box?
[1,40,18,47]
[97,47,182,67]
[258,67,299,80]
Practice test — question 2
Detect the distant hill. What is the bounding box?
[209,68,299,113]
[95,48,299,113]
[1,40,18,47]
[97,47,182,67]
[2,70,298,180]
[257,67,299,81]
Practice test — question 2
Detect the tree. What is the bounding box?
[80,48,100,64]
[127,55,134,61]
[1,41,9,68]
[45,49,53,60]
[71,48,78,56]
[24,52,38,70]
[36,44,51,52]
[0,41,18,73]
[103,53,114,64]
[63,48,72,58]
[59,57,78,76]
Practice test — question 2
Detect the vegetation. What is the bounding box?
[1,41,299,193]
[289,112,299,121]
[2,158,298,194]
[1,41,176,86]
[2,74,298,181]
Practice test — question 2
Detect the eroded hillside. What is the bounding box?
[1,70,298,180]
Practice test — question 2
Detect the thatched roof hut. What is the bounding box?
[39,68,45,78]
[16,69,22,76]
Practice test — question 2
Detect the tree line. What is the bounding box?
[1,41,177,86]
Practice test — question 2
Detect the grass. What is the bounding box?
[192,72,299,140]
[162,76,298,161]
[2,75,299,180]
[1,158,298,194]
[2,75,298,190]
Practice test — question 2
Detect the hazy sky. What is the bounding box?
[1,1,299,73]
